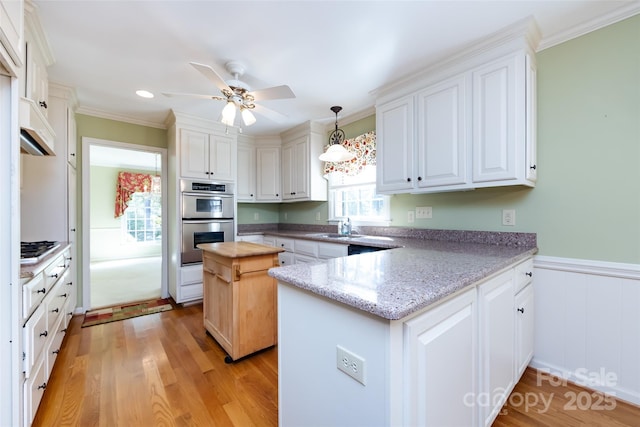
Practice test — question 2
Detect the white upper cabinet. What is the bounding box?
[180,128,235,182]
[256,146,281,202]
[280,121,327,202]
[236,136,282,203]
[375,19,539,194]
[0,0,24,76]
[376,96,414,193]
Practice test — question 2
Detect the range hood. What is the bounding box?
[19,97,56,156]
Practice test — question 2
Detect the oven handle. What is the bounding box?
[182,219,234,224]
[182,192,234,198]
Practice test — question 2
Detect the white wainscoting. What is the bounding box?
[531,255,640,406]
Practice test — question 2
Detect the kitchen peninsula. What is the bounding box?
[268,231,537,427]
[198,241,284,362]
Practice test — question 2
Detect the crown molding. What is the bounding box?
[75,106,167,129]
[538,2,640,51]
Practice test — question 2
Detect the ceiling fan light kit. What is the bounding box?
[165,60,295,128]
[319,106,355,163]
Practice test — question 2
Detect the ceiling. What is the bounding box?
[35,1,638,136]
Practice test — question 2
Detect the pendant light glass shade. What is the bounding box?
[241,108,256,126]
[319,144,355,162]
[221,101,236,126]
[319,105,355,162]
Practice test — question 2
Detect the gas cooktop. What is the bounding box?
[21,241,60,265]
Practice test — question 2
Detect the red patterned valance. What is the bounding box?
[323,131,376,176]
[114,172,153,218]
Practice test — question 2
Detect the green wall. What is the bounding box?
[247,16,640,264]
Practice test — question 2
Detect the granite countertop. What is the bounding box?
[20,242,71,281]
[198,241,284,258]
[266,231,537,321]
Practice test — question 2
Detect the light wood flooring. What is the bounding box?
[34,302,639,426]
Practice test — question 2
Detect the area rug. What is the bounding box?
[82,298,173,328]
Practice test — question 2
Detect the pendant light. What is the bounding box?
[319,106,355,162]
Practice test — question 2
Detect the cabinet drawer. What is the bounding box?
[318,242,348,259]
[181,264,203,285]
[294,254,318,264]
[181,283,203,301]
[46,313,66,377]
[23,272,46,321]
[46,271,71,332]
[44,254,66,289]
[294,239,318,257]
[262,236,276,247]
[23,304,48,379]
[24,355,47,427]
[276,238,294,252]
[63,294,75,329]
[514,258,534,293]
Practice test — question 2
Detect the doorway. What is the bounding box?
[81,137,168,310]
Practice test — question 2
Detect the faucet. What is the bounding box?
[341,217,352,236]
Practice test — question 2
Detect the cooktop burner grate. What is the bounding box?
[21,241,60,263]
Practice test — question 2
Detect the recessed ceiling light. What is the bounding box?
[136,90,154,98]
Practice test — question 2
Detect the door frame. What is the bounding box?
[81,137,168,310]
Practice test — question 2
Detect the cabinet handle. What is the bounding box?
[39,101,48,109]
[66,282,73,286]
[52,349,60,355]
[60,293,68,298]
[417,176,422,181]
[50,273,59,279]
[71,228,76,232]
[37,383,47,390]
[525,272,533,277]
[530,165,537,170]
[70,153,76,157]
[406,177,412,182]
[517,307,524,314]
[51,308,59,313]
[37,288,46,294]
[65,256,73,261]
[40,331,48,337]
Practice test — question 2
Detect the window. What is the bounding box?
[122,192,162,243]
[327,165,390,225]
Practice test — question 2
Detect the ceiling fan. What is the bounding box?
[164,61,295,127]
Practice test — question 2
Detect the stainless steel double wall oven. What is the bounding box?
[180,179,234,265]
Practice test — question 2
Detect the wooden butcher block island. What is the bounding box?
[197,242,284,362]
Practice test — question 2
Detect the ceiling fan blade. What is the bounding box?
[162,92,226,101]
[252,104,289,123]
[190,62,232,92]
[249,85,295,101]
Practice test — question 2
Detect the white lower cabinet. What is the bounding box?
[278,256,534,426]
[478,269,516,426]
[177,264,204,302]
[404,287,477,426]
[263,235,348,265]
[22,246,75,427]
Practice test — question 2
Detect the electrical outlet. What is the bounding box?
[407,210,415,223]
[416,206,432,219]
[502,209,516,226]
[336,345,366,385]
[254,212,259,220]
[284,212,288,220]
[316,212,321,221]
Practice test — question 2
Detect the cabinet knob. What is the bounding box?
[517,307,524,314]
[37,383,47,390]
[70,153,76,157]
[60,293,68,298]
[525,272,532,277]
[39,101,48,109]
[37,288,46,294]
[52,349,60,355]
[250,194,253,197]
[71,228,76,232]
[51,308,59,313]
[417,176,422,181]
[406,178,412,182]
[50,273,59,279]
[40,331,48,338]
[530,165,537,170]
[66,282,72,286]
[276,194,279,197]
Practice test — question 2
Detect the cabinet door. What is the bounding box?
[515,283,534,377]
[404,287,477,427]
[237,143,255,201]
[278,251,294,266]
[282,137,308,200]
[67,110,77,168]
[525,55,537,183]
[281,143,294,200]
[180,128,210,179]
[472,54,522,184]
[478,270,515,427]
[209,134,234,181]
[256,146,281,201]
[376,96,415,193]
[416,75,468,188]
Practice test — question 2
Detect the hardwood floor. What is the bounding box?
[34,302,639,426]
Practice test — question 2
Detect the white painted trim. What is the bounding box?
[81,137,169,311]
[534,255,640,280]
[538,3,640,51]
[76,106,167,129]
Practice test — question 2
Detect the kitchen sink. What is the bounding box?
[306,233,393,241]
